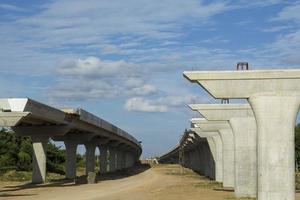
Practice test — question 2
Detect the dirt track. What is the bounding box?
[1,164,300,200]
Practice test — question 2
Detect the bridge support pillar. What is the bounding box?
[249,93,300,200]
[125,152,133,168]
[85,142,96,175]
[109,148,116,172]
[32,137,48,184]
[99,145,108,174]
[64,140,78,179]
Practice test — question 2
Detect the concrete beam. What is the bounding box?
[184,69,300,200]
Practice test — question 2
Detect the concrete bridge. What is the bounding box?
[0,98,142,184]
[160,69,300,200]
[159,145,179,164]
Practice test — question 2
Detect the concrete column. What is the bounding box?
[85,143,96,175]
[116,150,122,170]
[99,145,108,174]
[230,117,257,198]
[203,143,211,178]
[196,145,204,174]
[219,129,235,188]
[189,150,196,171]
[120,151,126,169]
[194,147,202,173]
[195,146,204,175]
[184,151,190,168]
[211,135,223,183]
[108,147,116,172]
[249,93,300,200]
[64,141,78,179]
[206,139,216,180]
[32,137,48,184]
[125,152,133,168]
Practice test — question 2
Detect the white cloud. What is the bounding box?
[9,0,228,48]
[128,85,157,96]
[124,94,201,113]
[101,44,120,55]
[124,97,168,112]
[58,57,136,77]
[49,56,157,100]
[49,80,121,100]
[157,95,200,107]
[274,2,300,23]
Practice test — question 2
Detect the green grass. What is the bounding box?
[0,170,65,183]
[224,197,256,200]
[0,170,32,182]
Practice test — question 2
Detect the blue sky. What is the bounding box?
[1,0,300,157]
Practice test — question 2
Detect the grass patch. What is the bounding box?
[194,181,222,189]
[224,197,256,200]
[0,170,32,182]
[0,170,65,183]
[296,172,300,190]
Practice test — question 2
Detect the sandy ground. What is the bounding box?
[1,164,300,200]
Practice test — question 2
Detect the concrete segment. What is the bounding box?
[99,146,108,174]
[191,129,223,183]
[192,118,234,188]
[184,69,300,200]
[85,143,96,175]
[190,104,257,198]
[32,138,48,184]
[0,98,142,183]
[64,140,78,179]
[108,148,116,172]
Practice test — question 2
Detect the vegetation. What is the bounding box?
[0,128,84,179]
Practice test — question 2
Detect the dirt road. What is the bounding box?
[1,165,300,200]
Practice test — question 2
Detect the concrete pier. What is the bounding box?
[109,148,116,172]
[32,138,48,184]
[99,145,108,174]
[190,104,257,198]
[184,69,300,200]
[192,118,234,188]
[64,140,78,179]
[85,142,96,175]
[191,129,223,183]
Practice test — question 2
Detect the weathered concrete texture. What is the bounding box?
[184,69,300,200]
[125,152,134,168]
[206,137,216,180]
[250,93,300,200]
[190,104,257,198]
[116,151,123,170]
[32,138,48,184]
[192,119,234,188]
[191,129,223,183]
[100,146,108,174]
[64,141,78,179]
[109,148,116,172]
[212,135,223,183]
[85,143,96,175]
[230,117,257,198]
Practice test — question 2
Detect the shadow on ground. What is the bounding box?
[0,164,151,198]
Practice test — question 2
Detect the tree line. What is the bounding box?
[0,128,84,175]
